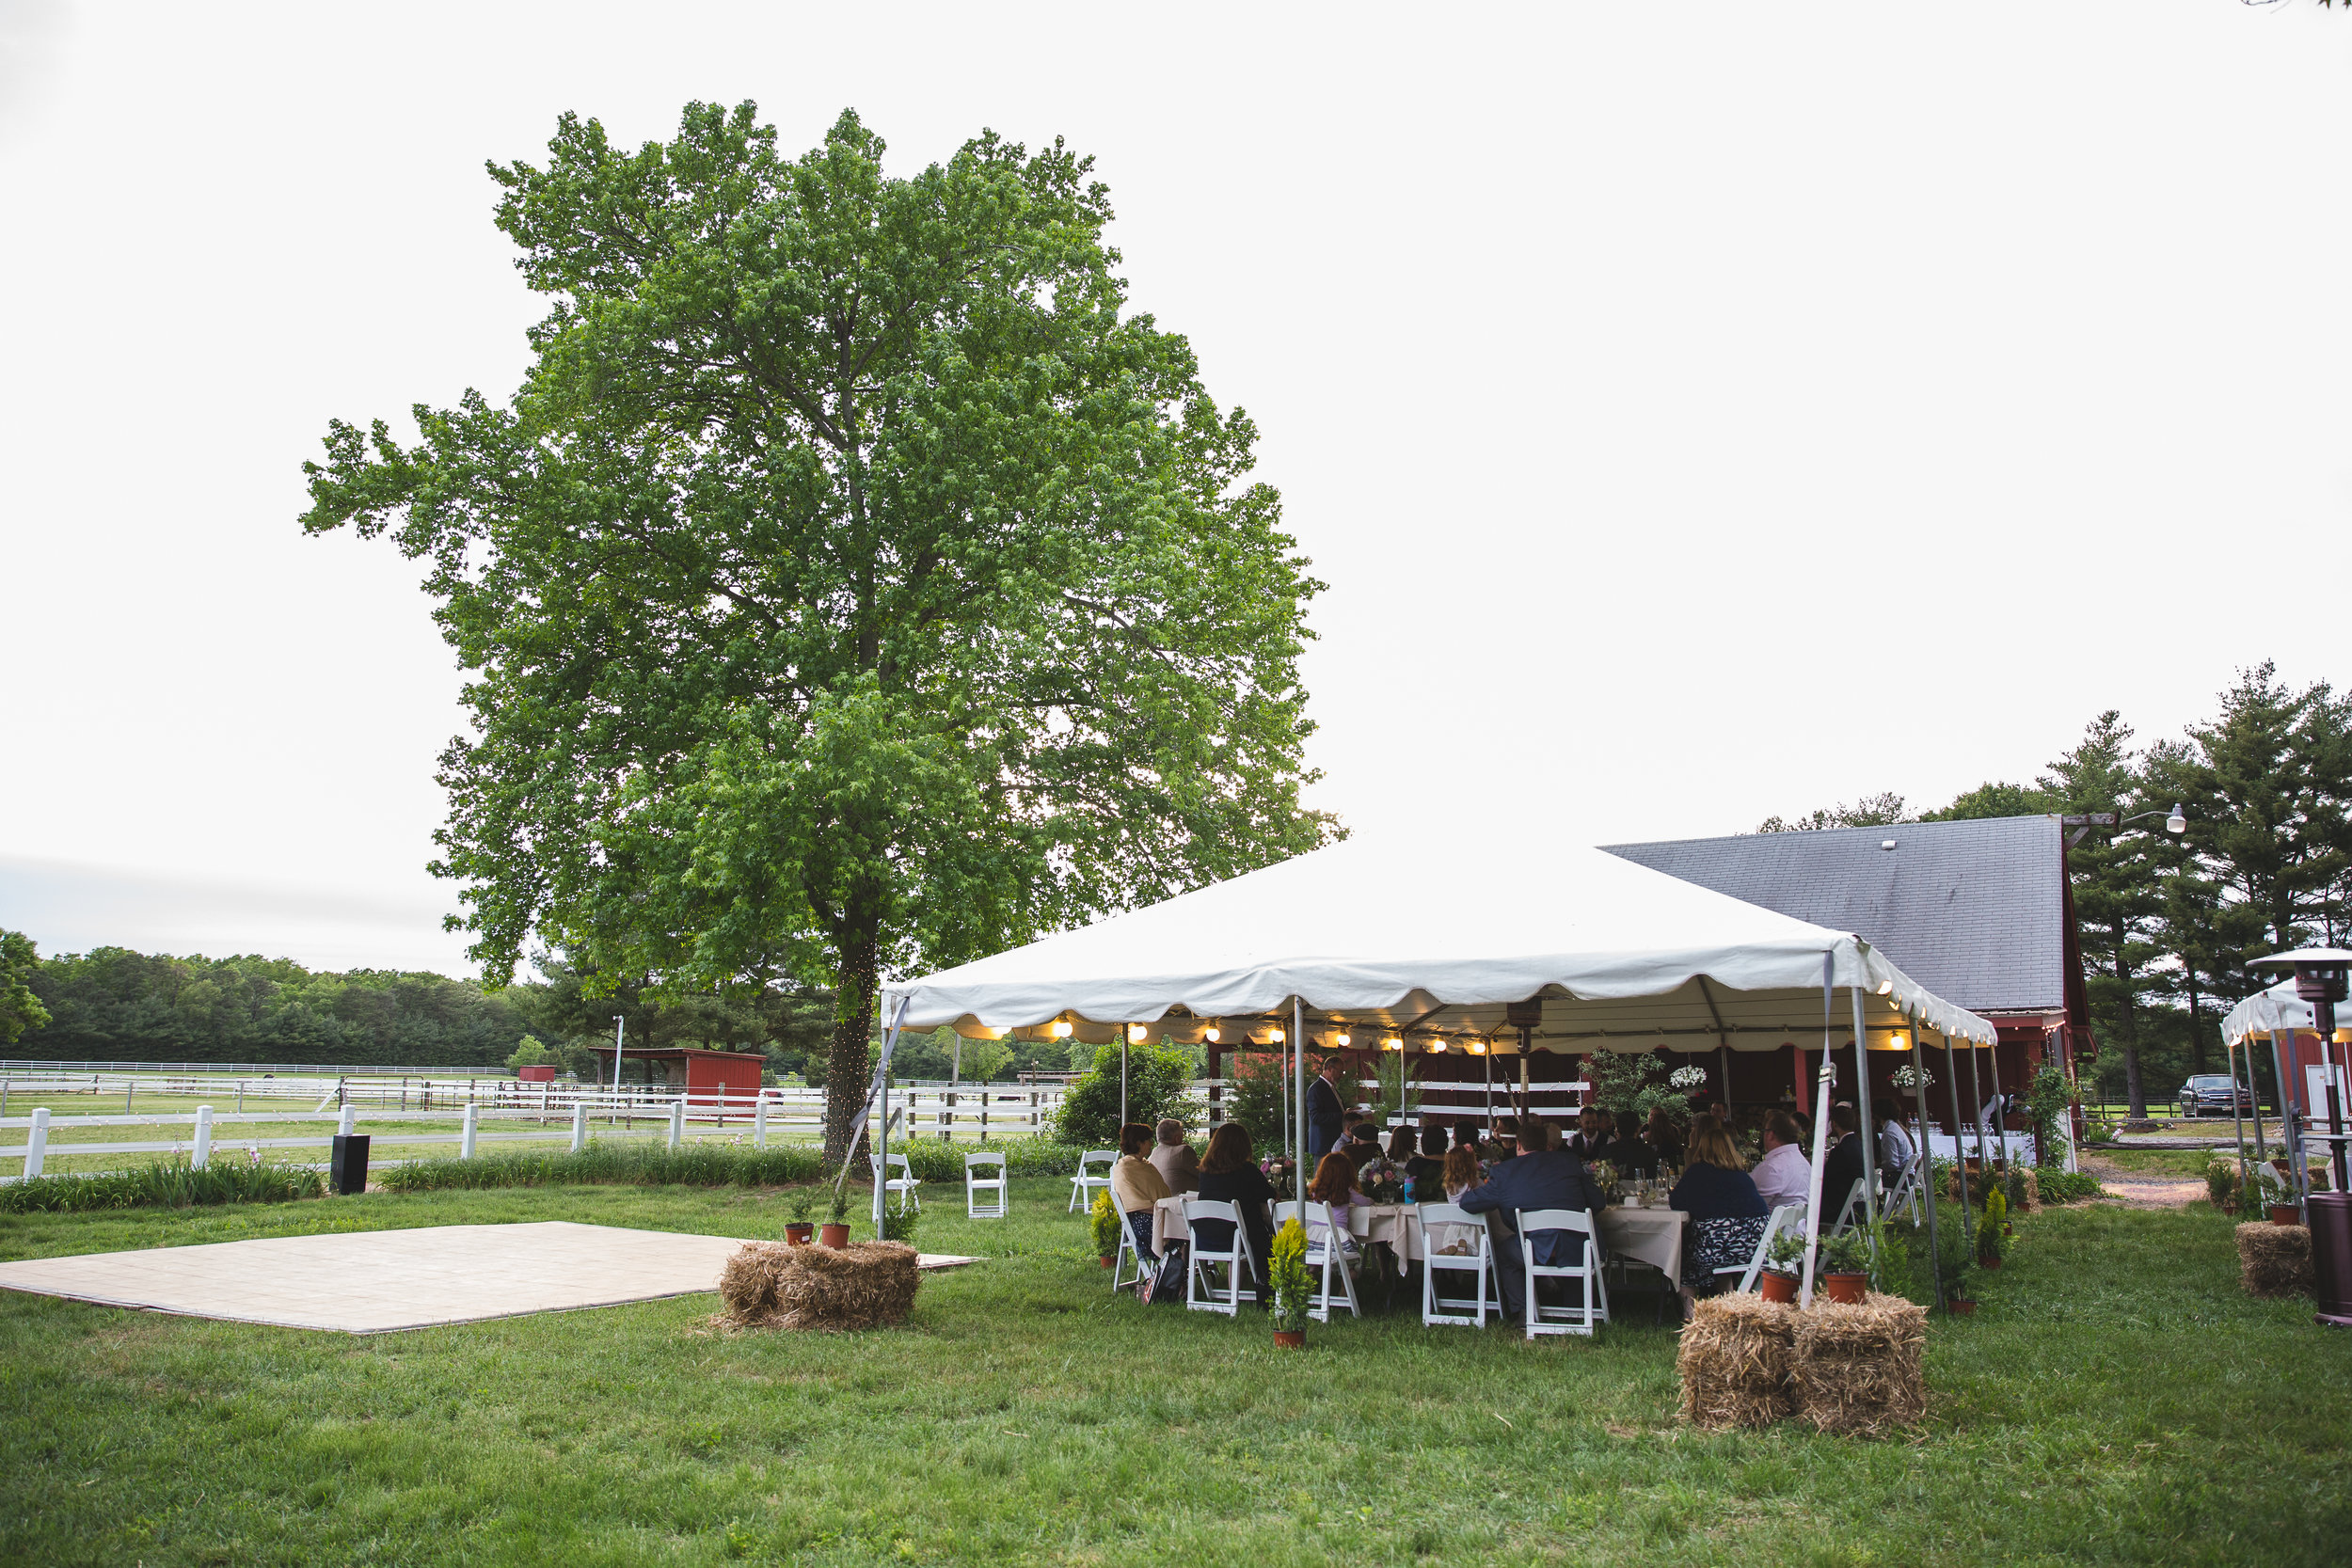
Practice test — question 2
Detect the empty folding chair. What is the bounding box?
[1068,1149,1116,1212]
[1276,1200,1360,1322]
[1112,1202,1150,1292]
[870,1149,921,1212]
[1517,1208,1607,1338]
[1417,1200,1497,1328]
[1183,1196,1257,1315]
[965,1150,1008,1219]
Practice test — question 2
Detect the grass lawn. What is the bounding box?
[2,1180,2346,1566]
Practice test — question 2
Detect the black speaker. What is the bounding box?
[330,1133,371,1196]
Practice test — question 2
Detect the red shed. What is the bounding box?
[613,1046,766,1101]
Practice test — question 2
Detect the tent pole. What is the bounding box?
[1985,1034,2008,1164]
[1850,986,1880,1243]
[1964,1037,1993,1174]
[1120,1033,1128,1131]
[1279,1022,1290,1166]
[2249,1031,2271,1180]
[1942,1028,1974,1231]
[2227,1037,2250,1209]
[1913,1029,1945,1312]
[2272,1027,2311,1215]
[1294,997,1307,1195]
[1800,953,1837,1309]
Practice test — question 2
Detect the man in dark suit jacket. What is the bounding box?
[1820,1103,1867,1224]
[1305,1056,1348,1160]
[1454,1119,1607,1318]
[1565,1104,1613,1159]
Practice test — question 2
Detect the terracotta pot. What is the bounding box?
[818,1223,850,1248]
[2222,1202,2239,1217]
[1947,1297,1977,1317]
[2270,1204,2302,1227]
[1979,1255,2002,1270]
[1758,1270,1799,1304]
[1099,1255,1116,1268]
[1821,1272,1868,1305]
[1273,1329,1307,1350]
[784,1223,814,1246]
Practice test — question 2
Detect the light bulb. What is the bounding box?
[1469,1039,1486,1054]
[1269,1028,1284,1043]
[1127,1024,1147,1043]
[1383,1037,1401,1051]
[1204,1026,1220,1043]
[1875,980,1894,996]
[2166,804,2185,834]
[1051,1021,1073,1038]
[1335,1032,1351,1047]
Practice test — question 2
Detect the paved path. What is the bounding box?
[0,1221,977,1334]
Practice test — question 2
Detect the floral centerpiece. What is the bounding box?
[1892,1063,1933,1091]
[1587,1159,1621,1204]
[1260,1156,1297,1201]
[1361,1163,1406,1204]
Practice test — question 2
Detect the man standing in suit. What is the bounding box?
[1820,1103,1867,1224]
[1305,1055,1348,1161]
[1454,1117,1606,1319]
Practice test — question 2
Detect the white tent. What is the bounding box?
[881,825,1995,1307]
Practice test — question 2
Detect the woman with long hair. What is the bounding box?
[1194,1122,1276,1298]
[1669,1115,1770,1317]
[1304,1149,1365,1269]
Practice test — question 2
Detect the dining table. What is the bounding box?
[1150,1195,1688,1282]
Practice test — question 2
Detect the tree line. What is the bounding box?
[1761,662,2351,1117]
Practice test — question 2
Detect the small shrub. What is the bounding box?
[1089,1188,1122,1259]
[1977,1189,2008,1263]
[378,1142,825,1193]
[1268,1217,1313,1332]
[881,1196,921,1245]
[2035,1169,2101,1206]
[1764,1227,1808,1276]
[1819,1228,1871,1275]
[2205,1158,2240,1209]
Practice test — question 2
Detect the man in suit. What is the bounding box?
[1566,1104,1613,1159]
[1820,1103,1867,1224]
[1305,1055,1348,1161]
[1454,1117,1607,1319]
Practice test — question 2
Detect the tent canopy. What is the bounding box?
[885,827,1996,1050]
[2222,974,2352,1045]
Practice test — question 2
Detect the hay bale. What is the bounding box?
[2235,1222,2314,1299]
[2014,1167,2041,1213]
[1677,1292,1797,1430]
[1790,1291,1929,1438]
[719,1240,921,1331]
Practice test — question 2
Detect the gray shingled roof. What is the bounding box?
[1602,816,2067,1014]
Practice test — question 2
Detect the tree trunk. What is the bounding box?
[2187,978,2205,1076]
[825,929,880,1165]
[2114,934,2147,1119]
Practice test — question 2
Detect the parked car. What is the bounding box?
[2177,1074,2252,1118]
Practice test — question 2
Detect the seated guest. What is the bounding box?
[1110,1121,1173,1263]
[1149,1117,1200,1195]
[1751,1110,1811,1208]
[1305,1151,1367,1265]
[1601,1111,1659,1178]
[1820,1103,1867,1223]
[1491,1116,1520,1161]
[1387,1124,1417,1164]
[1454,1116,1606,1319]
[1441,1143,1482,1203]
[1566,1104,1613,1158]
[1645,1106,1685,1168]
[1345,1123,1386,1174]
[1791,1110,1814,1148]
[1405,1124,1449,1201]
[1451,1119,1484,1159]
[1670,1117,1771,1316]
[1194,1123,1276,1296]
[1874,1101,1915,1182]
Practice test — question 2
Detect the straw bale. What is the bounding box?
[2234,1222,2314,1299]
[1677,1292,1797,1430]
[2014,1167,2041,1213]
[719,1240,921,1331]
[1790,1291,1928,1438]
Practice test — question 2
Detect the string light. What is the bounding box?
[1334,1031,1352,1047]
[1050,1021,1073,1038]
[1204,1023,1221,1043]
[1381,1036,1402,1051]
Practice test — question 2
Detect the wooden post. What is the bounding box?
[461,1102,479,1160]
[193,1104,215,1170]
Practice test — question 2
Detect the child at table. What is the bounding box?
[1304,1150,1366,1269]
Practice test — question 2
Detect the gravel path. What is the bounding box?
[2079,1153,2204,1211]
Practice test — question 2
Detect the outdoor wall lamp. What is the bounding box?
[2118,802,2187,834]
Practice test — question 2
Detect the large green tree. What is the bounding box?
[0,930,51,1046]
[300,104,1332,1157]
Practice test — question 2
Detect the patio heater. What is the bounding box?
[2249,949,2352,1328]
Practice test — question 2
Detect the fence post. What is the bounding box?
[338,1103,357,1138]
[669,1099,684,1149]
[755,1093,769,1149]
[237,1081,245,1114]
[24,1107,49,1180]
[193,1104,215,1170]
[126,1076,135,1114]
[462,1102,479,1160]
[571,1101,588,1154]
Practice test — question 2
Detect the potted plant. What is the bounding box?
[820,1184,852,1249]
[1976,1188,2008,1269]
[1817,1227,1872,1305]
[2204,1158,2239,1217]
[1089,1188,1122,1267]
[1268,1216,1313,1348]
[1758,1227,1806,1303]
[1933,1208,1975,1316]
[882,1196,921,1247]
[785,1187,817,1246]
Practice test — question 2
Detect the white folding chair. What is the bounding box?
[1112,1204,1149,1292]
[1276,1200,1361,1322]
[1831,1179,1864,1235]
[1068,1149,1116,1212]
[1731,1202,1808,1293]
[1182,1196,1256,1315]
[1417,1200,1497,1327]
[1517,1208,1606,1338]
[964,1151,1007,1219]
[870,1149,921,1212]
[1883,1156,1924,1225]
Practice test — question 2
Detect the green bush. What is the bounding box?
[881,1196,921,1244]
[2036,1169,2102,1206]
[379,1141,825,1193]
[888,1138,1086,1182]
[1050,1039,1199,1148]
[0,1157,325,1213]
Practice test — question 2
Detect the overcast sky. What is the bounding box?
[2,1,2347,977]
